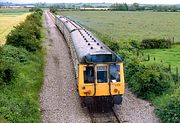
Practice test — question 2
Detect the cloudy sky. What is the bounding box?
[1,0,180,4]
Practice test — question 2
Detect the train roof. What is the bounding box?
[56,15,122,64]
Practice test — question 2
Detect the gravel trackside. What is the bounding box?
[115,85,161,123]
[40,11,91,123]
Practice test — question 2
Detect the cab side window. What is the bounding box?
[84,66,94,83]
[110,65,120,82]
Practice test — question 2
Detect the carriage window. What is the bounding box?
[97,66,107,83]
[110,65,120,82]
[84,66,94,83]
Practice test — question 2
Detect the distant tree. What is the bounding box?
[49,6,58,14]
[169,5,177,12]
[124,3,129,11]
[152,5,177,12]
[110,3,128,11]
[129,3,144,11]
[132,3,140,10]
[128,4,136,11]
[82,4,93,8]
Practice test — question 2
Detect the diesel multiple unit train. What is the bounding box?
[55,15,125,107]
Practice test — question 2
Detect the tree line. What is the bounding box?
[110,3,179,12]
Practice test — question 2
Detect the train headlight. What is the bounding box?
[82,86,86,90]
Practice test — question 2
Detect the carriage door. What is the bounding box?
[95,65,109,96]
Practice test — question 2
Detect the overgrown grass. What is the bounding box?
[0,50,44,122]
[154,87,180,123]
[143,45,180,72]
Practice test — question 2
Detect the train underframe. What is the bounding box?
[81,95,123,110]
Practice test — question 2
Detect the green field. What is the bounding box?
[0,8,29,45]
[60,11,180,70]
[0,8,29,13]
[143,45,180,71]
[60,11,180,42]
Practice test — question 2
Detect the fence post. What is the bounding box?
[173,37,175,44]
[176,67,179,83]
[137,50,139,56]
[154,57,155,61]
[148,54,150,61]
[168,64,171,73]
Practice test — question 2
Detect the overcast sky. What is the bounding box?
[1,0,180,4]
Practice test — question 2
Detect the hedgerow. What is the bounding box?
[100,35,120,52]
[0,45,29,85]
[29,7,43,16]
[0,61,18,85]
[0,45,29,64]
[155,87,180,123]
[127,62,173,99]
[141,38,172,49]
[0,9,44,122]
[6,12,42,52]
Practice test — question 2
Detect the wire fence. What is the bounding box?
[136,50,179,84]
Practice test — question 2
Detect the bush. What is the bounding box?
[129,40,141,49]
[155,88,180,123]
[127,62,173,99]
[101,35,120,52]
[22,20,42,40]
[0,45,24,85]
[0,95,40,123]
[50,7,58,14]
[141,38,172,49]
[6,25,40,52]
[0,61,18,85]
[6,12,42,52]
[26,12,42,27]
[0,45,29,64]
[29,7,43,16]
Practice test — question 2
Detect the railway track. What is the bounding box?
[89,107,123,123]
[47,11,55,23]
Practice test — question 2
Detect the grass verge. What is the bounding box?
[0,50,44,122]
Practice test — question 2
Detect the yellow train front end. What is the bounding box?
[78,62,125,107]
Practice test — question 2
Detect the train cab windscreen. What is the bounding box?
[97,66,108,83]
[84,66,94,83]
[83,65,120,84]
[110,65,120,82]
